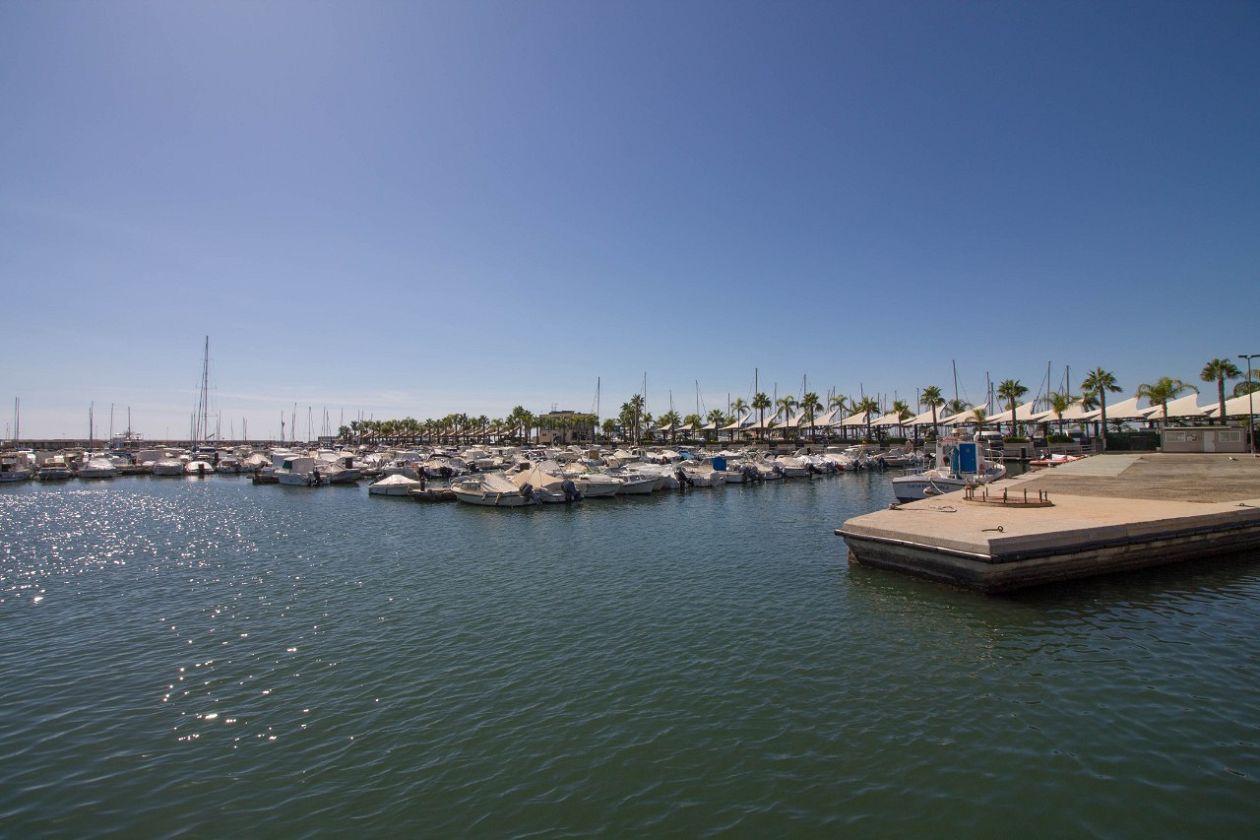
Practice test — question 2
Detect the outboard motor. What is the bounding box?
[742,464,760,483]
[520,483,534,501]
[561,479,581,502]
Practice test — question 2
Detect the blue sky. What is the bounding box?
[3,1,1258,439]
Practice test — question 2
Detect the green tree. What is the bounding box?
[776,395,798,442]
[800,392,821,442]
[855,396,880,442]
[1046,390,1075,436]
[658,410,681,443]
[683,413,701,443]
[1200,358,1241,425]
[971,407,988,434]
[1137,376,1197,429]
[751,392,771,441]
[1080,368,1122,451]
[706,409,726,443]
[996,379,1028,437]
[920,385,944,439]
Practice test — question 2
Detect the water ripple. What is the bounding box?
[3,475,1260,834]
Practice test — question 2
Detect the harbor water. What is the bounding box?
[3,474,1259,835]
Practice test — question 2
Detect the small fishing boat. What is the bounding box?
[890,436,1006,502]
[78,456,118,479]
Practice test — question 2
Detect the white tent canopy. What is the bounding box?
[1092,396,1146,420]
[906,408,942,427]
[986,401,1042,425]
[1206,391,1260,418]
[939,407,978,426]
[1140,394,1209,419]
[841,410,872,428]
[870,411,906,428]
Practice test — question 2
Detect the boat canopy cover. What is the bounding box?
[374,473,420,487]
[511,464,565,492]
[480,472,520,493]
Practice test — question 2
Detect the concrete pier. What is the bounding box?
[837,454,1260,593]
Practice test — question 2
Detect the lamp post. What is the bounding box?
[1241,354,1259,457]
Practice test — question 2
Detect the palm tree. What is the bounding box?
[971,407,988,434]
[800,392,821,443]
[751,392,771,441]
[601,418,617,440]
[776,395,798,442]
[1080,368,1122,450]
[706,409,726,443]
[891,399,912,441]
[946,397,969,416]
[827,394,847,442]
[1046,390,1075,436]
[1136,376,1196,430]
[1201,358,1241,425]
[628,394,646,445]
[682,413,701,443]
[920,385,944,439]
[855,396,880,442]
[1234,371,1260,397]
[996,378,1028,438]
[658,410,681,443]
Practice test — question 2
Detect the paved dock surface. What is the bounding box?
[1009,453,1260,502]
[839,453,1260,592]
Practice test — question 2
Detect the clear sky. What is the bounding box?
[3,1,1258,439]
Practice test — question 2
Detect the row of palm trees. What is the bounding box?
[336,409,600,446]
[335,358,1258,448]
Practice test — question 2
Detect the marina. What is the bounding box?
[4,468,1260,835]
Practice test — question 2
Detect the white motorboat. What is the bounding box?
[152,458,185,476]
[1,453,35,482]
[611,469,659,495]
[37,457,74,481]
[891,436,1006,503]
[510,462,581,503]
[275,457,324,486]
[451,472,537,507]
[368,474,422,496]
[78,456,118,479]
[677,462,726,487]
[574,472,622,498]
[185,460,215,477]
[773,456,812,478]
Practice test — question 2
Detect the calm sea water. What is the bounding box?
[3,473,1259,836]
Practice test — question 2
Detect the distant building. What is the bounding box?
[536,410,594,445]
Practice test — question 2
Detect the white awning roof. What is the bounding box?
[1095,396,1146,420]
[1140,394,1209,419]
[840,410,871,428]
[939,407,977,426]
[987,401,1042,424]
[906,408,941,427]
[1206,391,1260,417]
[870,411,905,428]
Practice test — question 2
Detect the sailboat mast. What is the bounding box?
[89,402,94,448]
[13,397,18,443]
[952,360,959,404]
